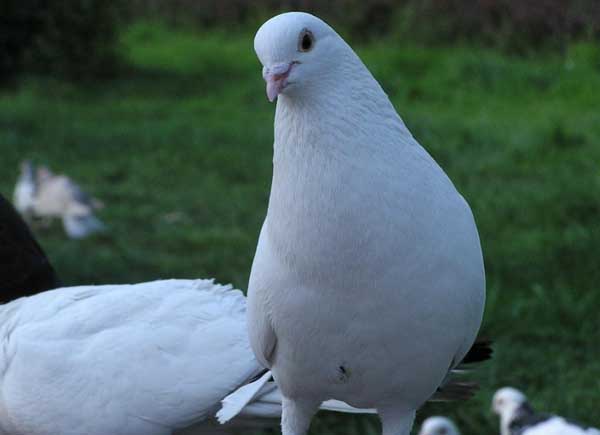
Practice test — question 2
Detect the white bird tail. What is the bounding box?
[216,370,375,424]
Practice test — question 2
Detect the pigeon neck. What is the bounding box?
[501,405,522,435]
[272,53,415,166]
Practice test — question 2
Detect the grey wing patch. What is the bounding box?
[509,403,552,435]
[67,180,94,206]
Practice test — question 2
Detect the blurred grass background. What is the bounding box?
[1,1,600,434]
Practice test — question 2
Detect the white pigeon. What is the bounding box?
[492,387,600,435]
[0,279,371,435]
[13,160,37,219]
[247,12,486,435]
[418,417,460,435]
[32,167,105,238]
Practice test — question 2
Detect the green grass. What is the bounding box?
[1,22,600,434]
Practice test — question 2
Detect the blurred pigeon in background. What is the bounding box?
[417,417,460,435]
[492,387,600,435]
[14,161,105,239]
[0,194,61,298]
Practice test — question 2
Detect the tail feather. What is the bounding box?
[458,338,493,366]
[217,370,376,425]
[429,337,493,402]
[320,400,376,415]
[63,213,106,239]
[216,371,273,424]
[430,381,480,401]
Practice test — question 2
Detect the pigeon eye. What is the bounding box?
[298,29,314,52]
[439,428,448,435]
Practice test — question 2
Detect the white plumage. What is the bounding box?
[520,418,600,435]
[13,161,105,239]
[493,387,600,435]
[248,12,486,435]
[417,417,460,435]
[33,167,105,239]
[0,279,370,435]
[13,160,37,219]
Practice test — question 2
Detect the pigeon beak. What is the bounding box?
[262,62,296,102]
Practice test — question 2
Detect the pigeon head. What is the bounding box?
[492,387,528,419]
[418,417,460,435]
[254,12,347,102]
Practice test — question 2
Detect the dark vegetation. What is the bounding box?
[2,1,600,81]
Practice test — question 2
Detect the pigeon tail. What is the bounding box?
[62,213,106,239]
[216,371,375,424]
[319,400,376,415]
[429,337,493,402]
[457,338,493,366]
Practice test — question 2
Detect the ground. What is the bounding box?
[1,22,599,434]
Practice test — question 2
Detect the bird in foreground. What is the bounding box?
[0,279,371,435]
[417,416,460,435]
[492,387,600,435]
[247,12,486,435]
[14,161,105,239]
[0,193,61,299]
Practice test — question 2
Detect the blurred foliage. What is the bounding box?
[2,0,599,83]
[0,0,46,82]
[128,0,600,51]
[397,0,600,52]
[1,0,125,82]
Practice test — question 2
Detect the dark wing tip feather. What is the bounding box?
[460,337,493,365]
[433,381,480,401]
[428,337,493,403]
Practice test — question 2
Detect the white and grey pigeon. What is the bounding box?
[32,166,105,239]
[492,387,600,435]
[417,416,460,435]
[247,12,486,435]
[0,279,372,435]
[13,160,37,220]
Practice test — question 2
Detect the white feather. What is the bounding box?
[523,417,600,435]
[493,387,600,435]
[216,370,273,423]
[418,416,461,435]
[0,279,370,435]
[13,161,37,217]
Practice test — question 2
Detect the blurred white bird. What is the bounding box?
[417,417,460,435]
[0,279,372,435]
[492,387,600,435]
[13,160,37,220]
[13,161,105,238]
[248,12,486,435]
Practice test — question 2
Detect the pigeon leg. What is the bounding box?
[281,397,319,435]
[378,407,415,435]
